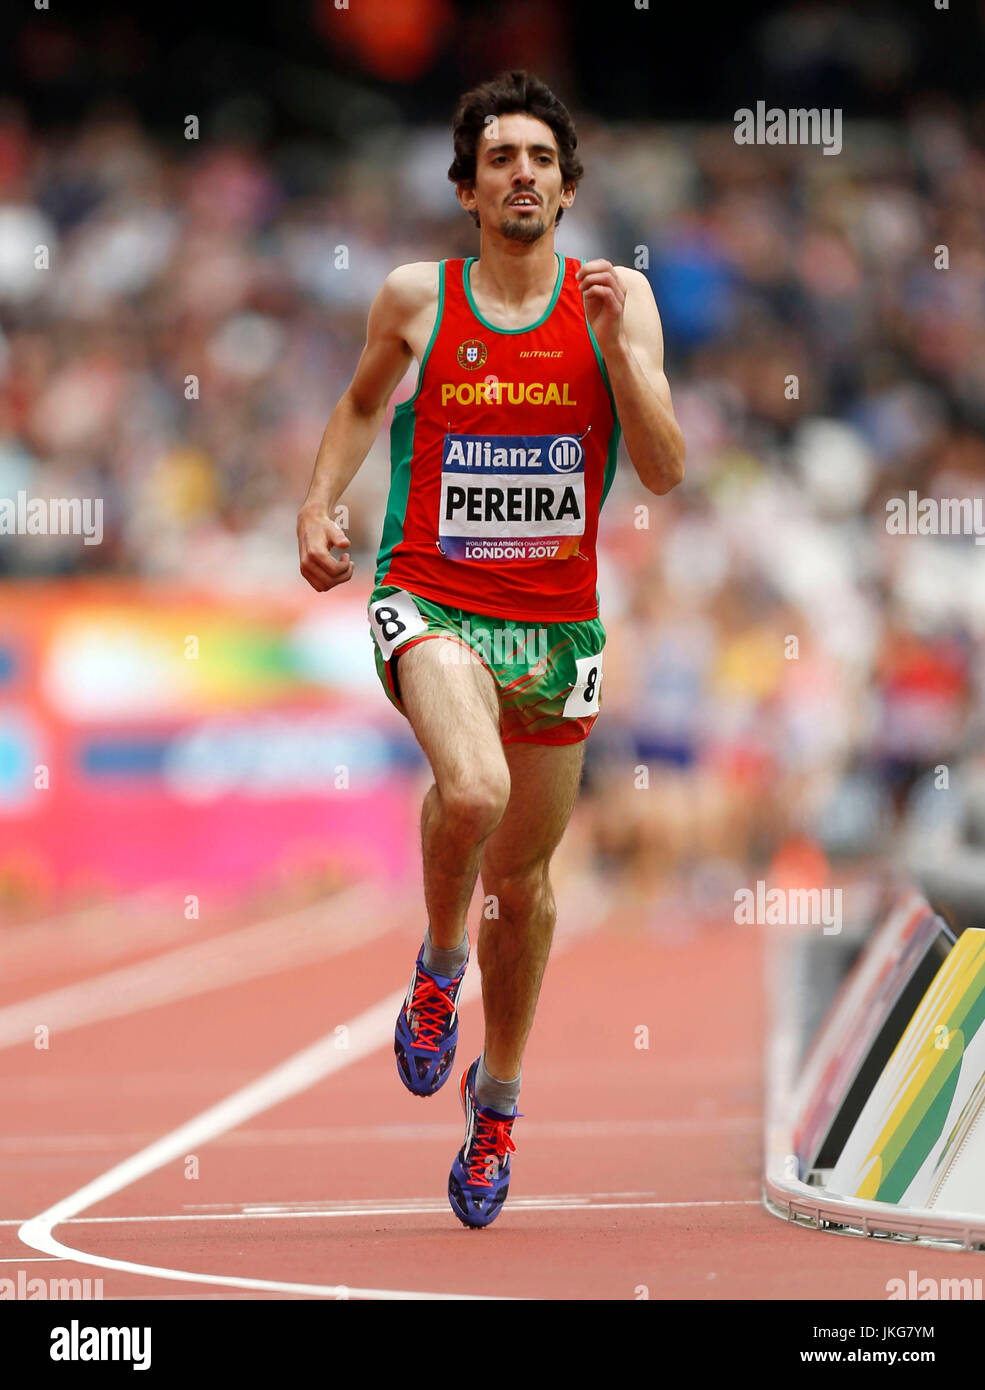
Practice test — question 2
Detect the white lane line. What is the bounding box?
[0,1256,65,1263]
[235,1197,761,1215]
[0,1115,759,1154]
[17,880,607,1300]
[120,1294,289,1301]
[0,882,385,1049]
[121,1199,758,1220]
[0,889,192,985]
[206,1189,661,1209]
[18,987,483,1300]
[0,887,167,945]
[0,1199,760,1227]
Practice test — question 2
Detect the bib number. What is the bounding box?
[562,650,604,716]
[369,590,428,662]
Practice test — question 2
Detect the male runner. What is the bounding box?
[297,70,685,1228]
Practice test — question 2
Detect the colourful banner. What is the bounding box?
[0,581,420,905]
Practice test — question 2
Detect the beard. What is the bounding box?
[499,211,549,243]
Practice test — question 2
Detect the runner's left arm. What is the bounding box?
[576,260,685,496]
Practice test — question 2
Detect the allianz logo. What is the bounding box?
[443,436,584,473]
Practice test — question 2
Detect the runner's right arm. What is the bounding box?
[298,263,438,592]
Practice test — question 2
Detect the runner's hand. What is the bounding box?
[576,259,627,358]
[297,508,354,592]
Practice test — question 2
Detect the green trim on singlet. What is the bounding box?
[375,262,446,585]
[580,268,622,510]
[374,408,415,586]
[599,413,622,510]
[393,260,446,415]
[463,252,564,334]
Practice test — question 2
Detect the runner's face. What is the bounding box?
[464,113,573,242]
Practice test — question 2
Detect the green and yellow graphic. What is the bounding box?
[831,929,985,1204]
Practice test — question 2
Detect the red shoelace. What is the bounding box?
[407,972,458,1052]
[468,1115,517,1187]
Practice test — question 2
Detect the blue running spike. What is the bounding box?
[448,1058,520,1228]
[394,942,468,1097]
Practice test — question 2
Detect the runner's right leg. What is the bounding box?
[398,637,510,946]
[392,636,510,1095]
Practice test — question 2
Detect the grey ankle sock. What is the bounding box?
[422,925,468,978]
[475,1051,521,1115]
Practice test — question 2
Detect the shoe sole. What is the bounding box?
[394,1021,458,1097]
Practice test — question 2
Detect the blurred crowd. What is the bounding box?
[1,94,984,895]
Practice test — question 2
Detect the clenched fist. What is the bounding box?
[576,259,628,358]
[297,507,354,592]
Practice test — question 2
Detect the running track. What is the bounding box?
[2,874,982,1300]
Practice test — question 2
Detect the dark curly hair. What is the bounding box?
[448,70,584,227]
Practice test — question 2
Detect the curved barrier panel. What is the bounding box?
[790,891,955,1179]
[829,929,985,1210]
[765,890,985,1248]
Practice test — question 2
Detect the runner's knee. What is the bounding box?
[440,770,510,839]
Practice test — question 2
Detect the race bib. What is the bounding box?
[369,589,428,661]
[562,650,604,716]
[438,432,586,563]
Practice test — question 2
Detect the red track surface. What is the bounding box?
[2,880,983,1300]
